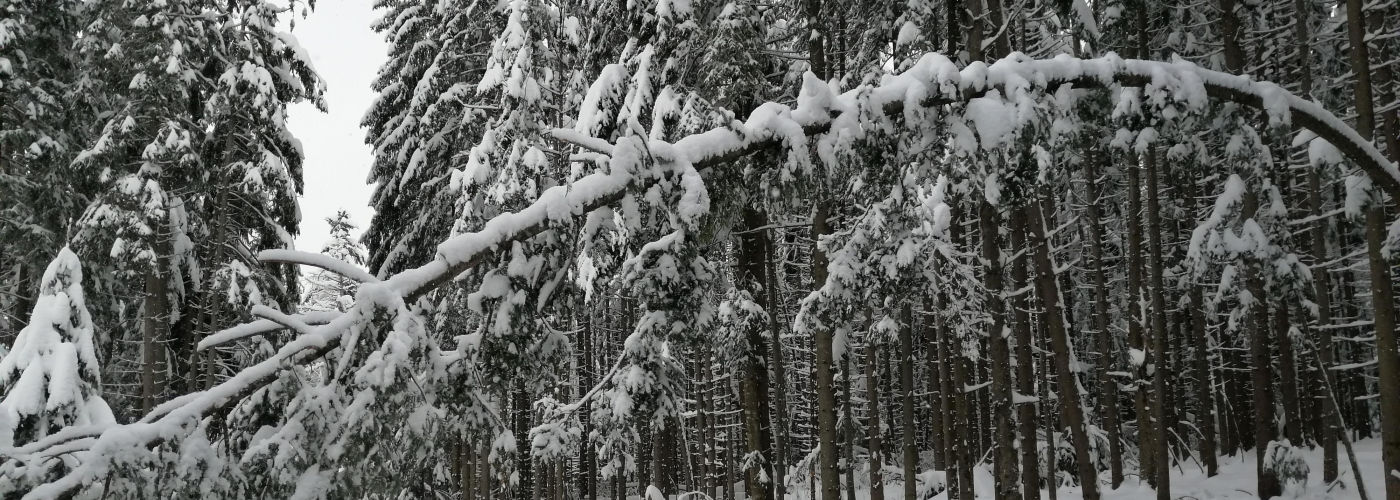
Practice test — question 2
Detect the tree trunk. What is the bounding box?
[1142,148,1172,499]
[653,419,675,495]
[582,315,598,500]
[1364,202,1400,499]
[924,300,947,473]
[979,199,1019,499]
[460,434,474,499]
[1042,324,1059,500]
[939,287,974,500]
[1245,231,1281,498]
[1186,179,1220,477]
[1023,197,1100,500]
[141,259,170,413]
[1009,209,1042,500]
[1275,303,1302,445]
[1125,151,1154,489]
[843,348,858,500]
[724,380,736,500]
[765,226,790,500]
[933,297,958,498]
[1306,156,1339,481]
[4,263,36,348]
[865,342,885,500]
[480,440,493,500]
[803,1,840,495]
[898,304,917,500]
[700,348,716,499]
[737,207,775,500]
[1342,0,1400,491]
[1080,147,1123,487]
[811,204,841,500]
[513,386,534,500]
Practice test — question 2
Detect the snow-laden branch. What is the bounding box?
[14,51,1400,499]
[18,313,357,498]
[195,310,342,351]
[249,305,315,335]
[257,249,379,284]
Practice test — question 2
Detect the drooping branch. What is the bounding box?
[257,249,380,284]
[12,52,1399,499]
[196,310,342,351]
[249,305,316,336]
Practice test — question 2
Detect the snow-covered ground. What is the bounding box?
[1064,442,1383,500]
[1081,439,1385,500]
[773,439,1387,500]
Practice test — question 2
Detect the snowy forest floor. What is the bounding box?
[673,439,1390,500]
[1057,439,1386,500]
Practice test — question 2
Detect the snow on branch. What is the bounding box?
[18,314,357,499]
[15,51,1400,499]
[249,305,315,335]
[257,249,379,284]
[195,310,342,351]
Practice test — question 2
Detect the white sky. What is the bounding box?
[284,0,385,254]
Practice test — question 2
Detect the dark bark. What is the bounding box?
[979,199,1019,499]
[899,304,917,500]
[1306,154,1339,481]
[1243,190,1281,499]
[513,386,534,500]
[1009,209,1042,500]
[924,300,947,473]
[1343,0,1400,493]
[1288,0,1332,477]
[1083,149,1123,486]
[1023,197,1100,500]
[811,171,842,500]
[1275,304,1302,445]
[843,350,858,500]
[865,342,885,500]
[764,226,790,500]
[805,2,840,491]
[1364,203,1400,499]
[1186,178,1220,476]
[737,208,775,500]
[141,260,170,413]
[1142,149,1172,499]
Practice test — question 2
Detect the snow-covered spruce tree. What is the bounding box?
[0,0,95,346]
[70,0,321,417]
[358,2,518,488]
[363,0,500,277]
[70,0,207,413]
[301,211,367,312]
[446,1,580,496]
[0,248,114,495]
[362,0,444,277]
[588,227,716,496]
